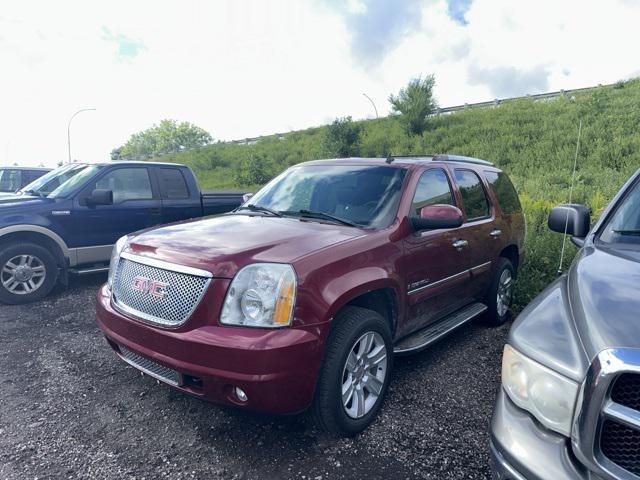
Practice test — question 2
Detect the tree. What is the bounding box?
[388,75,438,136]
[322,116,362,157]
[234,154,272,186]
[116,119,213,160]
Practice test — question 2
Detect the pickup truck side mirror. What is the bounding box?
[548,204,590,238]
[411,204,463,231]
[242,192,254,203]
[89,189,113,206]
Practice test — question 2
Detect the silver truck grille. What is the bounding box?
[112,253,211,328]
[118,345,180,385]
[572,348,640,480]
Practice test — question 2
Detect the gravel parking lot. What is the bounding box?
[0,274,509,480]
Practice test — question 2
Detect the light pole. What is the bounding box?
[362,93,379,119]
[67,108,96,163]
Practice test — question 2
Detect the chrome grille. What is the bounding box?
[572,349,640,480]
[112,253,211,327]
[118,345,180,385]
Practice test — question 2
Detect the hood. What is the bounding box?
[0,195,51,214]
[569,243,640,358]
[126,213,367,278]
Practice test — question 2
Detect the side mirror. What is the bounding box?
[242,192,254,203]
[548,204,590,238]
[89,189,113,206]
[411,204,463,231]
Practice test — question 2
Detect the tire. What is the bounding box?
[311,306,393,436]
[484,257,515,326]
[0,242,59,305]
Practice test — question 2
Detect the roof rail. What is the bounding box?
[385,154,494,166]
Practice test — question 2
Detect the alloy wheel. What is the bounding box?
[1,254,47,295]
[496,269,513,317]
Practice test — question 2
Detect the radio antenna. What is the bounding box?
[557,118,583,276]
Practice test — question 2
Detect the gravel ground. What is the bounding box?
[0,274,510,480]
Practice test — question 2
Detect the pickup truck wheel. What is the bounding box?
[311,306,393,436]
[484,257,514,326]
[0,243,58,305]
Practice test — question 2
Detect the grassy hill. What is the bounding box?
[155,79,640,309]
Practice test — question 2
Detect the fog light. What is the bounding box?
[234,387,248,402]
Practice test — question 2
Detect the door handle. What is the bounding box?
[147,207,161,215]
[490,229,502,238]
[452,239,468,250]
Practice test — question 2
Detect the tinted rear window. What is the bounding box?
[484,171,522,214]
[159,168,189,199]
[454,169,490,220]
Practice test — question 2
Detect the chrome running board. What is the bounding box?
[393,302,487,354]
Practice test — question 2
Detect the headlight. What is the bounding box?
[221,263,297,328]
[107,235,128,288]
[502,344,579,436]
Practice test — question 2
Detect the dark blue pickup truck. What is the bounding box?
[0,161,245,304]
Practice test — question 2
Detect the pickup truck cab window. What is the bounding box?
[410,168,455,217]
[249,165,407,229]
[94,167,153,203]
[158,168,189,200]
[454,169,490,220]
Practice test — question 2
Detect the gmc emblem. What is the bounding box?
[131,276,169,300]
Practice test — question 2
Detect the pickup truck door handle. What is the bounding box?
[147,207,161,215]
[490,229,502,238]
[452,239,468,250]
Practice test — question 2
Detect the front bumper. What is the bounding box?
[490,390,591,480]
[95,284,328,414]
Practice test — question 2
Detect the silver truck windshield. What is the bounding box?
[20,164,92,197]
[600,178,640,244]
[247,165,407,228]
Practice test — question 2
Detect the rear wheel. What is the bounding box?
[311,306,393,436]
[0,243,58,304]
[484,257,515,326]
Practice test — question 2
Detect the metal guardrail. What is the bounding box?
[227,83,612,145]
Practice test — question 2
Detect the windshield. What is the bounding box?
[48,165,103,198]
[600,178,640,245]
[247,165,407,228]
[20,164,92,197]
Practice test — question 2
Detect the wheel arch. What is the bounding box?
[0,225,70,268]
[499,244,520,277]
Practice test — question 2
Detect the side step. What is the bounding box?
[393,302,487,355]
[70,265,110,275]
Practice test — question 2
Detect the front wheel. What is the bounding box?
[311,306,393,436]
[484,257,515,326]
[0,243,58,305]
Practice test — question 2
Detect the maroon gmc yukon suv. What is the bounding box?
[96,155,525,435]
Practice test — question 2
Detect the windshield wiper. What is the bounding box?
[21,189,44,197]
[235,204,283,217]
[613,229,640,236]
[286,209,361,228]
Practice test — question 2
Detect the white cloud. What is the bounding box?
[0,0,638,167]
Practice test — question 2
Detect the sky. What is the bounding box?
[1,0,638,167]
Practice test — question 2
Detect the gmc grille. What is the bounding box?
[112,254,211,327]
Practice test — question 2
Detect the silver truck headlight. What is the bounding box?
[107,235,128,288]
[220,263,297,328]
[502,344,579,437]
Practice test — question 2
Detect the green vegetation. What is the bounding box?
[389,74,438,135]
[113,119,212,160]
[148,79,640,310]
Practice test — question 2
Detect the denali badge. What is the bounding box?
[131,276,169,300]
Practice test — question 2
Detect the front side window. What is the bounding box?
[484,171,522,214]
[0,169,22,192]
[454,169,490,220]
[600,178,640,245]
[410,168,455,217]
[93,168,153,203]
[248,165,407,228]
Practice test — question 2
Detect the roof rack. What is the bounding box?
[385,154,494,166]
